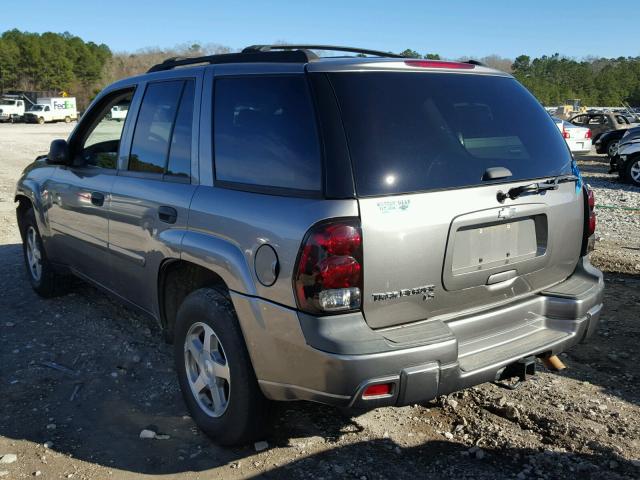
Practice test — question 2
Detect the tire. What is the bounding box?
[624,156,640,186]
[64,116,71,123]
[37,117,44,125]
[21,208,68,297]
[174,288,270,446]
[606,140,620,158]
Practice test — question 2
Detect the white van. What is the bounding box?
[24,97,77,124]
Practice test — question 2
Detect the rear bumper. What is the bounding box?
[232,257,604,408]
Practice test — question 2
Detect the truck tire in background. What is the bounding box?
[37,117,44,125]
[64,116,71,123]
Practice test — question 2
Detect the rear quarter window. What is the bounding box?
[328,72,573,196]
[213,75,322,193]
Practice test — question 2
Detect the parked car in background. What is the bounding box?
[107,104,128,121]
[0,97,26,122]
[595,128,627,159]
[569,112,630,141]
[552,117,592,154]
[613,126,640,185]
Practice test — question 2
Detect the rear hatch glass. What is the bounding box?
[328,72,572,196]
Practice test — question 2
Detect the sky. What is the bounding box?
[4,0,640,59]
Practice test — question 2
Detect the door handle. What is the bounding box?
[91,192,105,206]
[158,206,178,224]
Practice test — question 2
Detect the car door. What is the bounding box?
[44,87,136,288]
[108,75,200,314]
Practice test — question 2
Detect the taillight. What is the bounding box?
[585,129,592,139]
[294,219,363,314]
[404,60,475,70]
[562,128,570,139]
[587,187,596,236]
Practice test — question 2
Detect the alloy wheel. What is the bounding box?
[630,159,640,184]
[608,141,619,157]
[184,322,231,417]
[25,226,42,282]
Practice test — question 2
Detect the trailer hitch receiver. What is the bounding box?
[494,356,536,390]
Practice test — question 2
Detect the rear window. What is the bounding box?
[329,72,572,196]
[213,75,321,192]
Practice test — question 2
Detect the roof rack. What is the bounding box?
[147,44,406,72]
[242,44,405,59]
[147,49,312,73]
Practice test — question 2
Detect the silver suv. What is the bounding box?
[15,45,604,446]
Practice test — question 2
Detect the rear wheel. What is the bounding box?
[64,116,71,123]
[174,288,270,446]
[625,156,640,186]
[21,208,69,297]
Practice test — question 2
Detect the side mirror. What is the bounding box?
[47,139,70,165]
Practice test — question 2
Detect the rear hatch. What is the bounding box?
[327,69,584,329]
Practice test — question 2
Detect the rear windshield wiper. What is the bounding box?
[545,174,580,185]
[497,175,579,202]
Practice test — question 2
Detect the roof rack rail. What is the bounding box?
[147,49,312,73]
[465,59,487,67]
[242,44,405,59]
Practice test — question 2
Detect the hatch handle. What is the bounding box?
[482,167,513,181]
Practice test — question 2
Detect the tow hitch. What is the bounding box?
[494,356,536,390]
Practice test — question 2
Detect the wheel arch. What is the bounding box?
[15,194,33,239]
[158,258,232,343]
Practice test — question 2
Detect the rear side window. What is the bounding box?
[129,79,194,178]
[213,76,321,192]
[329,73,573,196]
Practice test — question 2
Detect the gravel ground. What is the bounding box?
[0,124,639,479]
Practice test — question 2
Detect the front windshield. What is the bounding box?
[29,105,44,111]
[0,100,16,106]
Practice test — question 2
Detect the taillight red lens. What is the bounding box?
[404,60,475,70]
[585,129,592,139]
[587,188,595,210]
[294,219,363,314]
[587,188,596,236]
[562,128,570,139]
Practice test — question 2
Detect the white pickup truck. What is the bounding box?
[24,97,78,124]
[0,97,26,122]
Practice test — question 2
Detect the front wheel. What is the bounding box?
[607,140,620,158]
[37,117,44,125]
[174,288,270,446]
[625,156,640,186]
[21,208,69,297]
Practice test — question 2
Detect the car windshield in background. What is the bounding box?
[328,72,572,196]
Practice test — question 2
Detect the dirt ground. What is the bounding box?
[0,123,639,479]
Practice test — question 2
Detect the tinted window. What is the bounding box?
[214,76,321,191]
[167,80,194,178]
[329,73,573,196]
[129,81,183,174]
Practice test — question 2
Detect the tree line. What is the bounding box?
[0,29,111,105]
[0,30,639,108]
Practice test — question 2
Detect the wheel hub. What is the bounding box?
[184,322,231,418]
[25,226,42,282]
